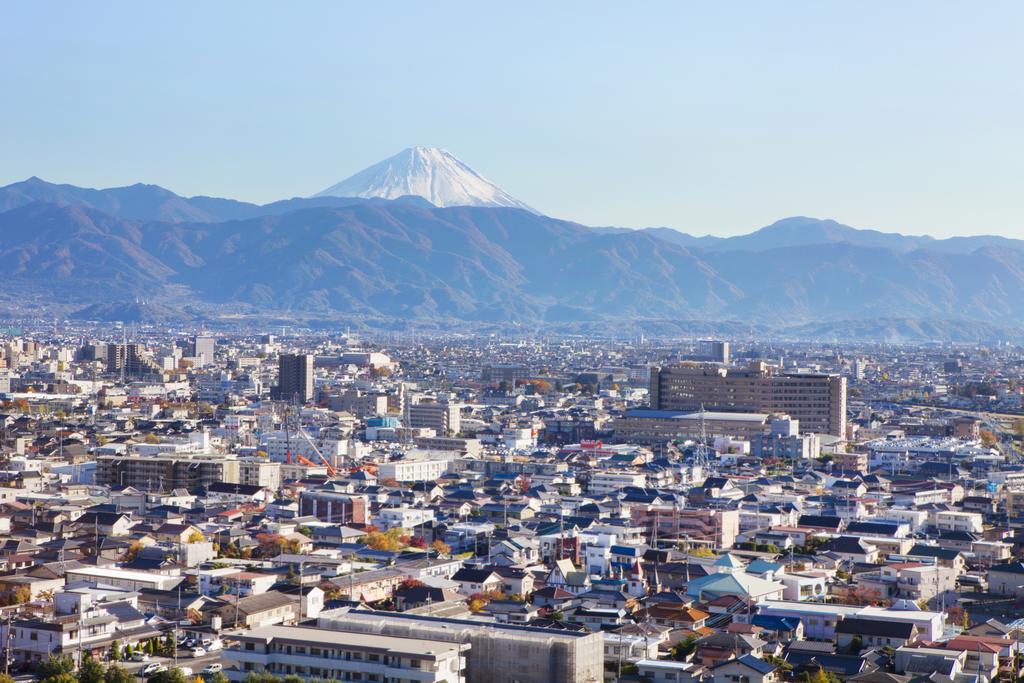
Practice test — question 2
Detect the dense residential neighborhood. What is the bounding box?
[0,328,1023,683]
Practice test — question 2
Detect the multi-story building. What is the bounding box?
[239,459,282,490]
[224,624,468,683]
[856,562,956,603]
[274,354,314,403]
[481,364,531,385]
[630,507,740,549]
[588,471,648,495]
[96,453,240,490]
[612,409,770,445]
[649,362,847,436]
[697,340,730,364]
[378,458,449,483]
[105,343,161,378]
[190,335,216,365]
[326,388,388,417]
[318,609,604,683]
[405,398,461,436]
[299,488,368,524]
[750,418,820,459]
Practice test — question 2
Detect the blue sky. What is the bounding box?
[2,2,1021,237]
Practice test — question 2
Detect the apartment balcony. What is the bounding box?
[225,648,461,683]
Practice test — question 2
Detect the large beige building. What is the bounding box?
[649,362,847,436]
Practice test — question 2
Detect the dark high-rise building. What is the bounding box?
[274,354,314,403]
[105,344,160,378]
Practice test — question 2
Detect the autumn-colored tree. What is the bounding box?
[187,530,205,543]
[2,584,33,605]
[363,527,407,552]
[408,536,427,549]
[255,532,287,557]
[980,429,998,448]
[846,584,887,606]
[430,540,451,558]
[400,578,426,590]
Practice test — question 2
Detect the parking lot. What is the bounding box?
[114,647,224,678]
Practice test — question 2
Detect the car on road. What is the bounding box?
[190,647,206,658]
[201,664,223,675]
[131,652,150,662]
[176,668,193,678]
[142,664,167,677]
[204,640,223,652]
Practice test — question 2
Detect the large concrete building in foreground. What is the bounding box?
[224,624,468,683]
[318,608,604,683]
[649,361,847,436]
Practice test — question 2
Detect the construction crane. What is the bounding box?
[294,423,338,477]
[279,403,338,477]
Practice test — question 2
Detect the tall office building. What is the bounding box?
[697,339,730,364]
[649,361,847,436]
[190,335,216,365]
[274,354,314,403]
[404,396,461,435]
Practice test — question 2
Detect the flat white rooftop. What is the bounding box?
[240,625,461,657]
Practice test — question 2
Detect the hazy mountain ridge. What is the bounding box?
[0,177,1023,337]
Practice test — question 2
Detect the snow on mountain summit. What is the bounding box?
[313,147,537,212]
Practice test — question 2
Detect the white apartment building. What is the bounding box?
[239,460,282,490]
[589,471,647,495]
[64,566,182,592]
[375,507,436,531]
[751,601,945,641]
[377,458,449,483]
[224,625,468,683]
[931,510,983,534]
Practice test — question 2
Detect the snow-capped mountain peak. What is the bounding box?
[313,147,536,212]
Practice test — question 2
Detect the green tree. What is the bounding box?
[150,669,189,683]
[40,675,78,683]
[105,666,135,683]
[672,634,698,660]
[244,673,283,683]
[109,639,123,661]
[37,655,76,680]
[79,656,107,683]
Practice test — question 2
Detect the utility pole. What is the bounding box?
[298,560,305,622]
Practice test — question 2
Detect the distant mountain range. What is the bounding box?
[1,166,1022,341]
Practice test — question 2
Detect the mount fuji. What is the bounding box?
[313,146,537,212]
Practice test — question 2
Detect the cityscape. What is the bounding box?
[2,3,1024,683]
